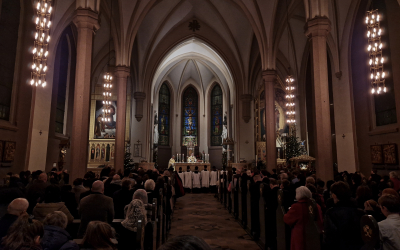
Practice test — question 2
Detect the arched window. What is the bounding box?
[158,83,170,146]
[182,86,198,146]
[0,0,20,120]
[211,85,223,146]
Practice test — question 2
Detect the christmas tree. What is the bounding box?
[285,135,302,162]
[124,152,135,170]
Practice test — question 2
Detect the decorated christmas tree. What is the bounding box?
[285,135,303,162]
[124,152,135,170]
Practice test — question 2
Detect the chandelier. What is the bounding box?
[31,0,52,87]
[102,0,113,122]
[285,76,296,124]
[366,10,386,94]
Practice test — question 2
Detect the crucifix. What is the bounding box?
[137,140,141,144]
[342,134,345,139]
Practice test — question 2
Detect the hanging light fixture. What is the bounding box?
[284,0,296,125]
[285,76,296,124]
[31,0,52,87]
[366,10,386,94]
[102,0,113,123]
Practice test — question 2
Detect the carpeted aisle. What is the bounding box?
[169,193,261,250]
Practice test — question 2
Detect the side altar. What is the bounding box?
[174,162,211,171]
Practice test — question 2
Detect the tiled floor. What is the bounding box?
[169,193,261,250]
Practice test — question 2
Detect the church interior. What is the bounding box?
[1,0,400,249]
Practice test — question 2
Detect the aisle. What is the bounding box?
[169,193,261,250]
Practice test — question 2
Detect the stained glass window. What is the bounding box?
[158,83,170,146]
[182,86,198,146]
[211,85,223,146]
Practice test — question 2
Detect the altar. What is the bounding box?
[174,162,211,171]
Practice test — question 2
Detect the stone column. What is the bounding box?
[262,70,277,172]
[70,9,99,181]
[133,92,146,122]
[240,94,252,123]
[305,17,333,182]
[114,66,130,172]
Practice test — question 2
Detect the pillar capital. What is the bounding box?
[305,16,331,38]
[240,94,253,123]
[114,66,130,78]
[133,92,146,100]
[73,8,99,31]
[262,70,277,83]
[134,92,146,122]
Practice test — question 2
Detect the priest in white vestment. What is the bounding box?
[187,153,196,163]
[168,155,175,170]
[192,166,201,193]
[183,166,192,192]
[201,165,210,192]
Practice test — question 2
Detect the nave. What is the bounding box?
[169,193,260,250]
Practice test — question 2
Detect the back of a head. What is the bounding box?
[382,188,400,198]
[44,185,62,203]
[8,198,29,215]
[144,179,155,191]
[38,173,47,182]
[378,194,400,213]
[91,180,104,193]
[73,178,83,186]
[122,179,132,189]
[389,171,398,179]
[83,221,115,250]
[2,214,44,250]
[113,174,120,181]
[306,176,315,185]
[330,181,351,201]
[158,235,212,250]
[133,189,148,204]
[43,211,68,229]
[296,186,312,201]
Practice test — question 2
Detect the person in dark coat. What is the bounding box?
[113,179,134,219]
[323,181,365,250]
[263,178,279,250]
[284,186,323,250]
[77,181,114,238]
[0,198,29,240]
[26,173,49,214]
[41,211,78,250]
[105,175,122,197]
[60,185,78,218]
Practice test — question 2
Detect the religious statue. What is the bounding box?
[221,125,228,142]
[168,155,176,170]
[154,112,159,144]
[275,106,280,131]
[187,153,197,163]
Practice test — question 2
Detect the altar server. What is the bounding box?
[201,165,210,193]
[192,166,201,193]
[183,166,192,193]
[178,167,185,184]
[210,166,218,194]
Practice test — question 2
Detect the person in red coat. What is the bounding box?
[283,186,323,250]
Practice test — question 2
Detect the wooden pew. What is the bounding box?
[223,171,228,208]
[360,215,380,250]
[136,214,145,250]
[246,180,252,234]
[259,184,266,248]
[238,177,243,223]
[157,188,164,248]
[240,177,248,228]
[233,176,239,219]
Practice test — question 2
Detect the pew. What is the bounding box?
[227,171,232,213]
[233,176,239,219]
[258,184,266,247]
[157,188,164,247]
[136,214,145,250]
[246,180,252,235]
[223,171,228,208]
[240,177,248,228]
[360,215,380,250]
